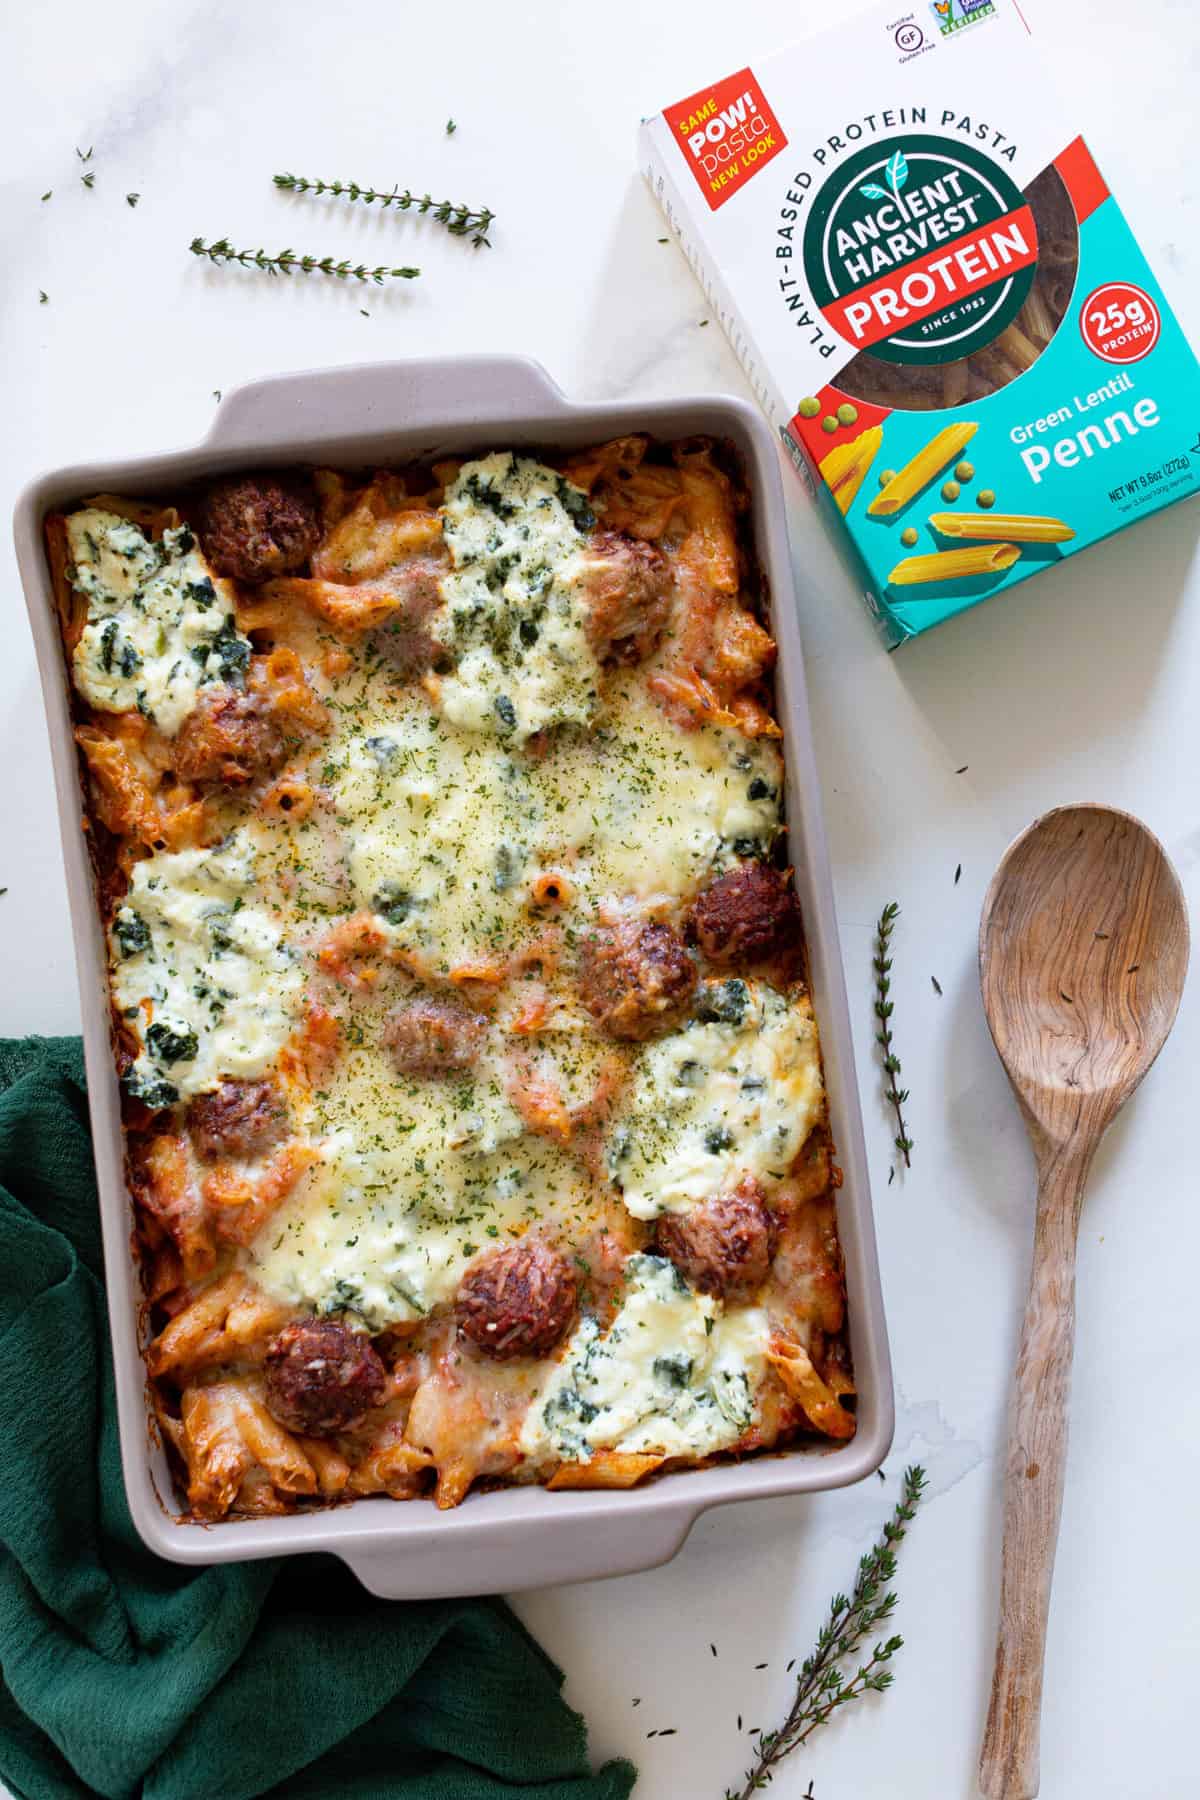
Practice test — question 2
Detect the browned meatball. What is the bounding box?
[264,1320,387,1436]
[173,688,285,787]
[199,476,319,586]
[186,1078,288,1161]
[578,919,697,1041]
[457,1242,577,1360]
[370,559,448,676]
[577,530,672,664]
[692,863,801,965]
[383,998,486,1077]
[654,1176,779,1299]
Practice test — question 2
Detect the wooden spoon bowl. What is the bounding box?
[978,804,1188,1798]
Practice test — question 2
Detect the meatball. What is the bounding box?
[199,475,320,586]
[264,1320,387,1436]
[383,998,486,1077]
[173,688,285,787]
[186,1078,288,1161]
[369,559,447,676]
[456,1242,577,1360]
[577,530,672,664]
[578,919,697,1041]
[654,1176,779,1299]
[692,863,801,965]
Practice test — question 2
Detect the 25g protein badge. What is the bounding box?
[640,0,1200,645]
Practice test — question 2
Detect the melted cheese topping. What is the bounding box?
[609,982,823,1219]
[81,458,809,1362]
[521,1254,768,1462]
[110,835,304,1105]
[245,1018,594,1326]
[66,510,251,735]
[331,679,781,971]
[432,453,601,740]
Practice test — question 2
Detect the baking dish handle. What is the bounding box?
[204,356,572,453]
[338,1504,699,1601]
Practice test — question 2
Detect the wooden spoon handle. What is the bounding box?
[979,1150,1090,1799]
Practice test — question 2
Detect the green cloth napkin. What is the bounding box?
[0,1037,636,1800]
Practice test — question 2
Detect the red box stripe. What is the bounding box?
[1054,135,1109,227]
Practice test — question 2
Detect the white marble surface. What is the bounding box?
[3,0,1199,1794]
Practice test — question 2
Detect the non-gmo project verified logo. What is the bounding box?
[930,0,996,33]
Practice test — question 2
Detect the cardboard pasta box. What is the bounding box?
[639,0,1200,646]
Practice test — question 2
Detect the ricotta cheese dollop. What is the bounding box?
[521,1253,769,1463]
[433,453,601,741]
[67,508,251,735]
[110,833,304,1106]
[608,980,824,1219]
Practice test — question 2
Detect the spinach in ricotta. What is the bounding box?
[67,509,252,735]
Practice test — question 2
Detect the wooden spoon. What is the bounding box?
[978,804,1189,1799]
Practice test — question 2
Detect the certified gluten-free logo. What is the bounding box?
[802,134,1038,365]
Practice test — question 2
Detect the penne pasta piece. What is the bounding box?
[929,512,1075,544]
[141,1134,217,1282]
[766,1340,856,1441]
[1038,232,1077,268]
[180,1384,256,1519]
[147,1270,249,1375]
[546,1452,667,1490]
[941,360,969,408]
[299,1439,353,1497]
[529,870,572,909]
[867,422,978,516]
[213,1141,322,1248]
[818,426,883,515]
[261,776,315,821]
[993,322,1041,373]
[888,543,1021,585]
[228,1387,318,1495]
[1017,283,1055,346]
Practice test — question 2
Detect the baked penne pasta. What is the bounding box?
[888,543,1021,585]
[546,1452,668,1490]
[46,436,855,1521]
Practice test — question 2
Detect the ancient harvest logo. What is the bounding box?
[930,0,997,33]
[665,69,788,211]
[802,135,1036,364]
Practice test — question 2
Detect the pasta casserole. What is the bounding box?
[46,434,855,1517]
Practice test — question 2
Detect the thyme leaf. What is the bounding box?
[189,237,420,284]
[724,1466,926,1798]
[874,902,913,1167]
[272,171,494,246]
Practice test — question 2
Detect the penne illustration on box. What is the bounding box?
[639,0,1200,644]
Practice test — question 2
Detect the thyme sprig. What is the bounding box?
[273,172,494,246]
[725,1466,926,1797]
[189,237,420,284]
[874,902,913,1167]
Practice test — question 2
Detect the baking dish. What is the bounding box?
[13,356,893,1598]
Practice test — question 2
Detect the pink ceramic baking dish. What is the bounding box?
[13,357,892,1598]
